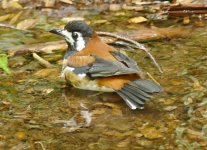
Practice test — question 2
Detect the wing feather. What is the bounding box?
[66,51,141,78]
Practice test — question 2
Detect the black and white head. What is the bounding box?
[49,20,93,51]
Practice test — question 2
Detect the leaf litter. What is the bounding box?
[0,0,207,149]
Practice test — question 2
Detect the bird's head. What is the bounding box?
[49,20,93,51]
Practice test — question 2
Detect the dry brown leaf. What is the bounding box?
[122,4,143,11]
[59,0,73,4]
[187,129,204,140]
[0,14,13,22]
[16,19,38,30]
[61,17,84,23]
[112,107,122,116]
[190,76,204,90]
[91,108,106,116]
[34,68,59,78]
[140,127,163,139]
[104,130,133,137]
[15,131,26,140]
[117,139,130,148]
[134,133,143,138]
[177,0,193,3]
[93,20,108,24]
[44,0,56,7]
[128,16,148,23]
[183,16,190,25]
[109,4,122,11]
[10,1,23,9]
[2,0,9,9]
[9,11,23,25]
[8,40,67,56]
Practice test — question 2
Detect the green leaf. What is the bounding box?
[0,54,11,74]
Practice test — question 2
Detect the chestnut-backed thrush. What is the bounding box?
[49,20,162,110]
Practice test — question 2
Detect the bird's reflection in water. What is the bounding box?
[63,85,161,116]
[63,85,122,111]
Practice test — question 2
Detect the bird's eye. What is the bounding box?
[72,32,78,39]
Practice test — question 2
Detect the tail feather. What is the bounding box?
[125,84,152,99]
[134,80,162,93]
[122,86,145,105]
[116,90,143,109]
[116,79,162,110]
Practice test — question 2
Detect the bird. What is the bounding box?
[49,20,162,110]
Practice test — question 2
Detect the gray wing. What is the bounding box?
[72,51,141,78]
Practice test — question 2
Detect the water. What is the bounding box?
[0,9,207,149]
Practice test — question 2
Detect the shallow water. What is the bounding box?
[0,9,207,150]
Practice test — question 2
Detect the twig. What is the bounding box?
[133,1,169,5]
[9,40,67,56]
[162,10,207,16]
[97,31,163,73]
[146,72,161,85]
[161,3,206,10]
[34,141,46,150]
[32,53,54,68]
[0,23,31,32]
[88,92,104,98]
[0,23,17,29]
[161,3,207,16]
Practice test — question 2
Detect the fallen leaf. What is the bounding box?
[184,97,193,105]
[163,106,177,111]
[9,11,23,24]
[140,127,163,139]
[159,98,176,105]
[92,108,106,115]
[183,16,190,25]
[176,127,186,139]
[34,68,59,78]
[61,17,84,23]
[108,118,132,131]
[93,20,108,24]
[177,0,194,3]
[2,0,9,9]
[117,139,130,148]
[0,54,11,74]
[44,0,56,7]
[198,98,207,107]
[134,133,143,138]
[136,139,153,148]
[9,40,67,56]
[128,16,148,23]
[59,0,73,4]
[202,125,207,138]
[10,1,23,9]
[187,129,204,140]
[16,19,38,30]
[109,4,122,11]
[0,14,13,22]
[194,21,205,27]
[42,88,54,94]
[114,12,126,16]
[15,131,26,140]
[191,77,204,90]
[104,130,133,137]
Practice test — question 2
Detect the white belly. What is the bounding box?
[62,67,114,92]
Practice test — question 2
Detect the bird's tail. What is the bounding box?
[116,79,162,109]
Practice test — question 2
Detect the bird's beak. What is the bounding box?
[49,28,64,36]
